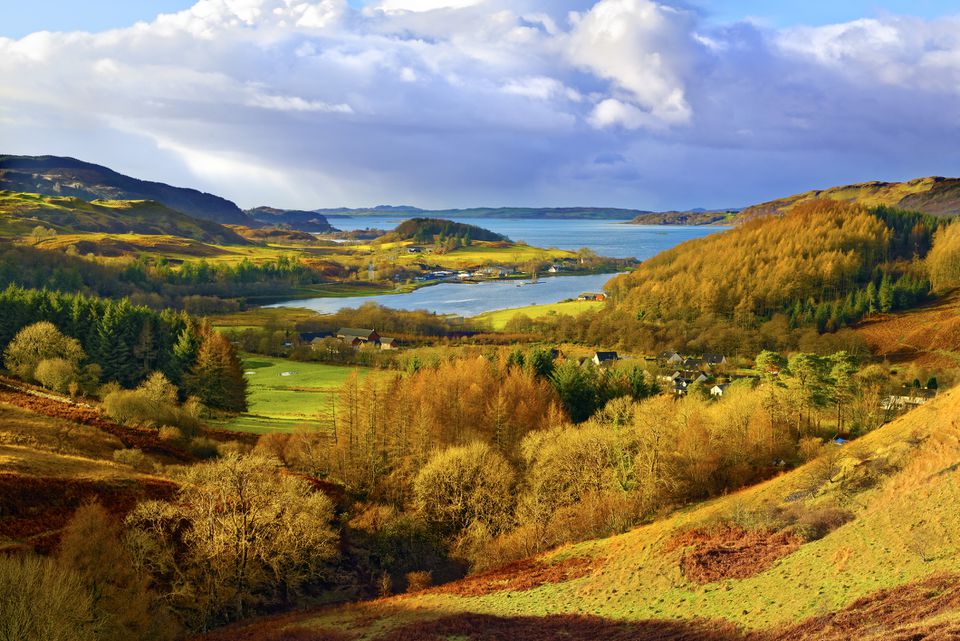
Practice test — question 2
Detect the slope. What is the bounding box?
[0,378,180,553]
[203,384,960,640]
[0,191,248,244]
[246,206,337,232]
[0,155,251,225]
[741,176,960,221]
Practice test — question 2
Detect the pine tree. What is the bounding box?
[186,327,248,412]
[878,274,894,313]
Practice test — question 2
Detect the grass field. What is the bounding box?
[217,356,386,434]
[474,300,604,330]
[209,383,960,640]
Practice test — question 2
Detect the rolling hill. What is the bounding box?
[0,155,251,226]
[741,176,960,221]
[201,383,960,641]
[245,206,336,232]
[0,191,248,244]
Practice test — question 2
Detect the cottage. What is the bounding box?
[337,328,380,348]
[380,337,398,350]
[681,357,704,370]
[710,384,728,397]
[658,350,683,365]
[547,264,561,273]
[703,354,727,367]
[593,351,619,367]
[578,292,606,302]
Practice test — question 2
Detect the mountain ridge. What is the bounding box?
[0,155,251,226]
[740,176,960,221]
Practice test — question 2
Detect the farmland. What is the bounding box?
[215,356,387,434]
[474,300,604,330]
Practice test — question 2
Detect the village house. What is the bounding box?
[882,387,937,410]
[380,337,398,350]
[593,351,618,367]
[337,328,380,348]
[703,353,728,367]
[658,350,683,366]
[710,384,728,397]
[547,264,561,273]
[578,292,606,302]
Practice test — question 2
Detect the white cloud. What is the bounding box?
[2,1,960,209]
[567,0,697,128]
[247,92,354,113]
[374,0,484,14]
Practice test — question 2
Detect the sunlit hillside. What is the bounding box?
[205,384,960,640]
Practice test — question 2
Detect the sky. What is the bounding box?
[2,1,960,210]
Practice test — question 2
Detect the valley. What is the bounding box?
[2,155,960,641]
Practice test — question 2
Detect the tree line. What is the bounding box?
[0,286,247,411]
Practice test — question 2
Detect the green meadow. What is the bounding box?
[217,356,385,434]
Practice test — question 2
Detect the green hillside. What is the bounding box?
[388,217,509,242]
[741,176,960,221]
[0,191,248,244]
[203,384,960,640]
[0,155,251,225]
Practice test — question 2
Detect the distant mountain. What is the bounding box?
[316,206,644,220]
[741,176,960,221]
[245,206,337,232]
[0,191,248,244]
[0,155,251,226]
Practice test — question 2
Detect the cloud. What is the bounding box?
[567,0,698,128]
[1,1,960,210]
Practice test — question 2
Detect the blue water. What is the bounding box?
[328,216,719,259]
[270,218,726,316]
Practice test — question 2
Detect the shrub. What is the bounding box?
[3,321,85,381]
[188,437,220,459]
[790,506,854,542]
[158,426,184,443]
[34,358,78,393]
[113,448,150,471]
[405,570,432,593]
[102,373,199,436]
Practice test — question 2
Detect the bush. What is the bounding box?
[113,448,150,472]
[158,426,184,443]
[3,321,85,381]
[102,373,200,436]
[790,506,854,542]
[405,570,432,593]
[188,437,220,459]
[34,358,78,393]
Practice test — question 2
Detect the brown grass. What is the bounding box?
[666,526,803,585]
[773,573,960,641]
[855,291,960,367]
[377,613,745,641]
[0,471,176,552]
[0,377,192,461]
[427,555,601,597]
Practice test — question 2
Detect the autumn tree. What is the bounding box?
[413,442,515,536]
[126,454,338,628]
[0,554,99,641]
[3,321,85,382]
